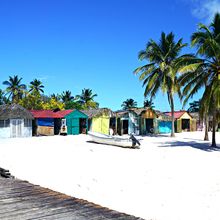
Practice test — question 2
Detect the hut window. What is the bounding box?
[24,119,31,127]
[0,119,10,128]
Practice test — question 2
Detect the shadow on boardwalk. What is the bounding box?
[157,139,220,152]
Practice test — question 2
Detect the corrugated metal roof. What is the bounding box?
[165,111,188,119]
[30,110,73,118]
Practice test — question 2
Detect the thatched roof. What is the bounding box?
[0,104,34,120]
[82,108,115,118]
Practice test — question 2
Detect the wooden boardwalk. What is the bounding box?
[0,177,143,220]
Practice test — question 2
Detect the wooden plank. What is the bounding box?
[0,178,143,220]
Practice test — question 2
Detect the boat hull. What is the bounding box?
[88,131,138,148]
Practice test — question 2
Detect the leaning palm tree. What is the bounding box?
[3,75,26,103]
[178,13,220,147]
[29,79,44,94]
[134,32,189,137]
[61,90,74,103]
[121,98,137,110]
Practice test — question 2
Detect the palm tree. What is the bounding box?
[179,13,220,147]
[187,100,200,113]
[143,99,154,109]
[3,75,26,103]
[50,93,60,101]
[77,88,99,109]
[121,98,137,110]
[61,90,74,103]
[29,79,44,94]
[0,89,6,105]
[134,32,190,137]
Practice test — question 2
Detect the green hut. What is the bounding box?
[65,110,88,135]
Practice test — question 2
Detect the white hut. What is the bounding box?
[0,104,33,138]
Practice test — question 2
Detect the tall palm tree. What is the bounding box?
[179,13,220,147]
[77,88,99,109]
[61,90,74,103]
[121,98,137,110]
[134,32,190,137]
[29,79,44,94]
[3,75,26,103]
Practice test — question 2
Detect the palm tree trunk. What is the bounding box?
[204,113,209,141]
[170,94,175,137]
[211,107,217,147]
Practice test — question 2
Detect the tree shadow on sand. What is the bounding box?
[157,140,220,152]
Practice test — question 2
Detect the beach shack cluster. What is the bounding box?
[0,103,204,138]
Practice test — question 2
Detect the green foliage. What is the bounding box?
[61,90,74,103]
[64,100,83,110]
[42,97,65,110]
[76,88,99,109]
[3,75,26,103]
[121,98,137,110]
[187,100,200,113]
[143,99,155,109]
[29,79,44,94]
[19,91,43,110]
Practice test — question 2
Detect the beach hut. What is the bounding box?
[115,110,140,135]
[155,111,172,134]
[165,111,196,132]
[30,109,88,136]
[30,110,61,136]
[132,108,157,135]
[0,104,33,138]
[82,108,114,135]
[65,110,88,135]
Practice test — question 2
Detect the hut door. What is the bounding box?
[10,119,23,137]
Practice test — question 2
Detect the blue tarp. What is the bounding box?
[158,121,172,133]
[37,118,54,127]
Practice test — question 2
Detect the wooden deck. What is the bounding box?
[0,177,143,220]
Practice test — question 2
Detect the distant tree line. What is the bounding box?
[0,75,99,110]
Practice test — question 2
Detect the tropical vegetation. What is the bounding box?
[134,32,192,137]
[121,98,137,110]
[1,76,99,111]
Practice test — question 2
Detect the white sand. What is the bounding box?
[0,132,220,220]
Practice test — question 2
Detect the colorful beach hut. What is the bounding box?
[0,104,33,138]
[82,108,114,135]
[65,110,88,135]
[115,110,139,135]
[30,109,88,136]
[165,111,196,132]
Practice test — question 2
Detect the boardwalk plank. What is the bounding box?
[0,178,143,220]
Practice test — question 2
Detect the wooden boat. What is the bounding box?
[88,131,140,148]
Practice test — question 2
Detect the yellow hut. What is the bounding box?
[165,111,196,132]
[82,108,114,135]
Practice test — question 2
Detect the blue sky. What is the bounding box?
[0,0,220,111]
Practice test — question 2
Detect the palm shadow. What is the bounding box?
[157,140,220,152]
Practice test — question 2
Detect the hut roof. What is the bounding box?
[30,109,73,118]
[0,104,34,120]
[155,110,172,121]
[82,108,114,118]
[164,111,193,119]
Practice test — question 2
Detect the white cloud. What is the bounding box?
[191,0,220,22]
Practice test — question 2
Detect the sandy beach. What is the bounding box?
[0,132,220,220]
